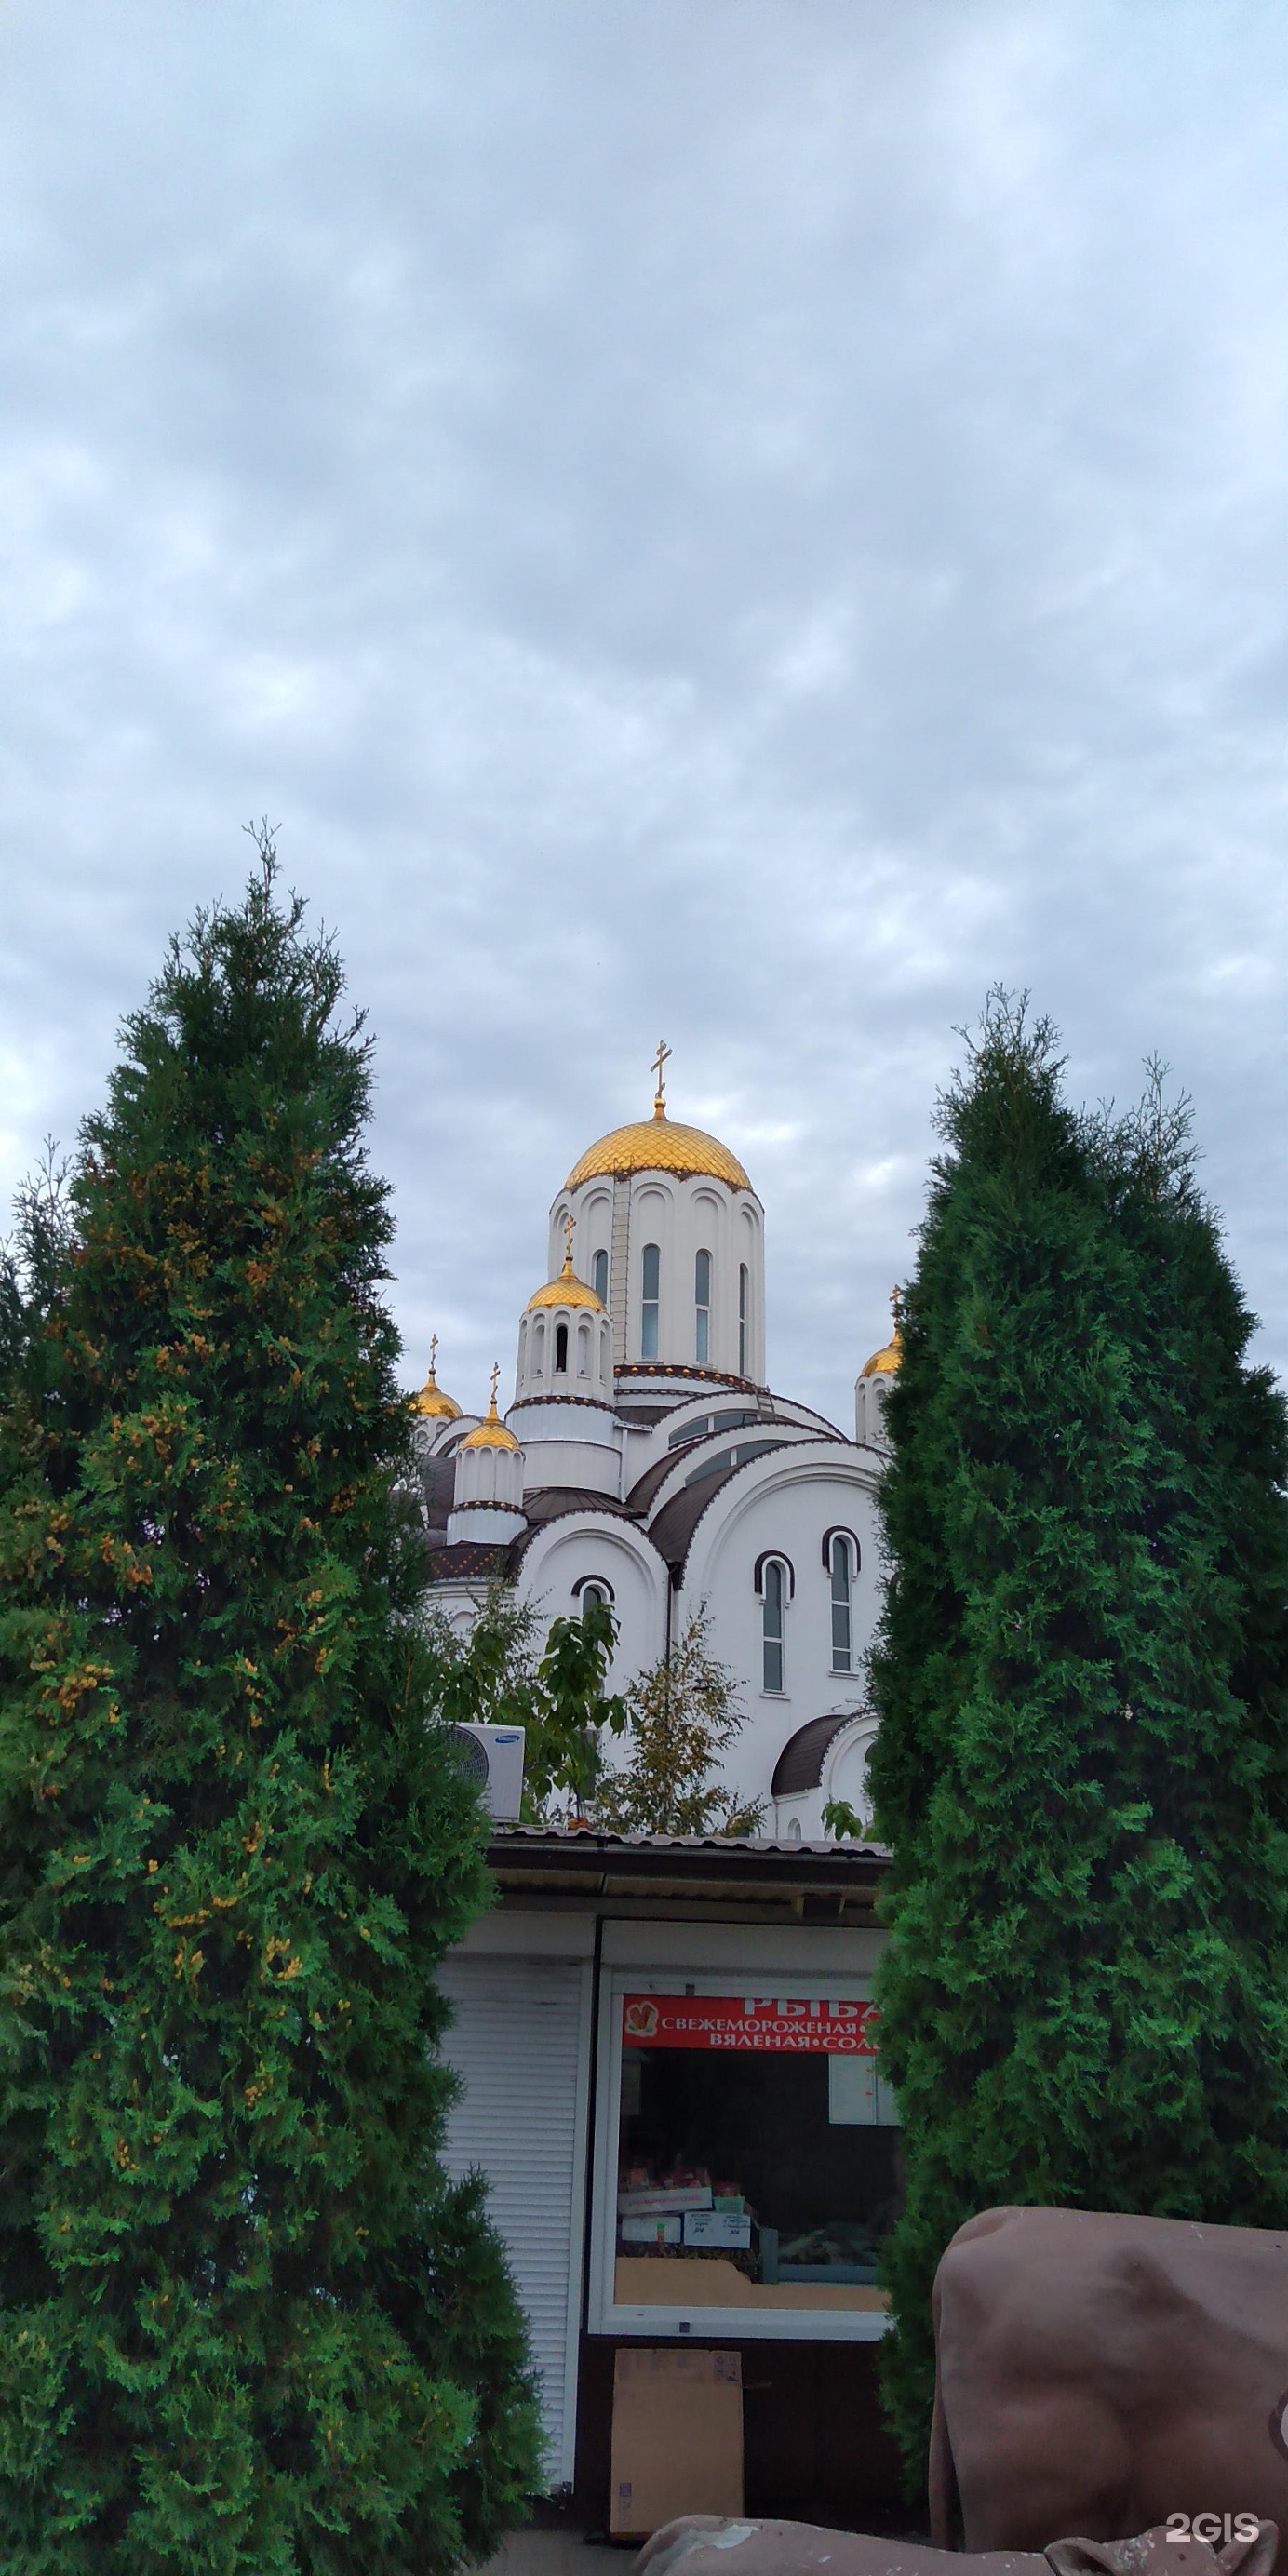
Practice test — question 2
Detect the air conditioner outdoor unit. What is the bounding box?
[449,1724,526,1823]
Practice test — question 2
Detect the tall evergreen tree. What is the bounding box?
[0,852,540,2572]
[867,995,1288,2479]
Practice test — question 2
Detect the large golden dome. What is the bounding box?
[567,1102,751,1193]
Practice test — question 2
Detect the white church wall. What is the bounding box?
[678,1450,884,1816]
[515,1520,670,1697]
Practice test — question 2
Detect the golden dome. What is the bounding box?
[527,1238,605,1313]
[566,1104,751,1193]
[461,1371,520,1453]
[413,1341,462,1419]
[860,1332,902,1378]
[860,1289,904,1379]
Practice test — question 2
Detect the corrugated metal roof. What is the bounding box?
[490,1823,888,1858]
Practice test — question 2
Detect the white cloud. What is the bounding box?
[2,0,1287,1426]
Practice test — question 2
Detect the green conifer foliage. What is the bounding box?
[867,997,1288,2481]
[0,855,540,2571]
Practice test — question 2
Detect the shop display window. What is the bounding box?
[609,1991,899,2321]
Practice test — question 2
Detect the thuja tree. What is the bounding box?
[0,851,541,2572]
[867,995,1288,2477]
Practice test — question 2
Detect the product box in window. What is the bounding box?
[620,2215,682,2247]
[616,2164,713,2218]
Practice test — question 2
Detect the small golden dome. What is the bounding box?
[566,1105,752,1193]
[860,1288,904,1379]
[527,1235,605,1313]
[860,1333,902,1378]
[413,1340,463,1419]
[462,1369,520,1453]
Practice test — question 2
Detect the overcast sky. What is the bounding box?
[4,1,1287,1429]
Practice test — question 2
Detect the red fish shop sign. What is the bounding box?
[621,1994,879,2053]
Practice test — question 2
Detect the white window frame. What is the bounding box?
[761,1554,787,1694]
[588,1964,894,2344]
[694,1247,712,1366]
[640,1242,661,1361]
[830,1532,854,1674]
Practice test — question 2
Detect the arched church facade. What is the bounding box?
[413,1057,901,1839]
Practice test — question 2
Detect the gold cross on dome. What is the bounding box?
[563,1211,575,1265]
[429,1332,438,1372]
[891,1285,904,1327]
[489,1361,501,1411]
[651,1038,672,1116]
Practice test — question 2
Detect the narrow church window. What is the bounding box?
[555,1322,569,1375]
[593,1248,609,1302]
[830,1533,853,1673]
[695,1248,711,1364]
[577,1321,591,1375]
[641,1243,660,1360]
[762,1559,785,1693]
[581,1580,609,1615]
[532,1321,545,1376]
[739,1264,749,1377]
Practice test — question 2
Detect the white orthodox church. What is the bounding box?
[412,1056,900,1839]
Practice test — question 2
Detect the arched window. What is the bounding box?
[572,1572,615,1606]
[640,1243,660,1360]
[593,1248,609,1303]
[580,1579,610,1616]
[531,1320,545,1377]
[694,1248,711,1365]
[762,1557,786,1693]
[830,1533,854,1673]
[555,1322,569,1375]
[738,1264,749,1377]
[577,1321,591,1375]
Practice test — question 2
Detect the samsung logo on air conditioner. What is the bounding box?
[448,1724,525,1822]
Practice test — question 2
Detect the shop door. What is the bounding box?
[436,1954,592,2489]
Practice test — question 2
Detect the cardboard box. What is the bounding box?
[610,2346,743,2537]
[621,2215,682,2246]
[617,2183,713,2216]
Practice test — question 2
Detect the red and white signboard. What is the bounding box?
[621,1993,879,2053]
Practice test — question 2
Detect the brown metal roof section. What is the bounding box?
[646,1467,743,1573]
[771,1710,867,1796]
[423,1539,514,1582]
[521,1485,635,1523]
[418,1455,457,1531]
[486,1823,889,1911]
[624,1446,699,1515]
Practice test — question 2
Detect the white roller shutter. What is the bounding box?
[436,1953,592,2489]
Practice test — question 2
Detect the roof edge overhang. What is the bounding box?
[485,1827,890,1906]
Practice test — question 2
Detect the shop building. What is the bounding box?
[437,1826,901,2526]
